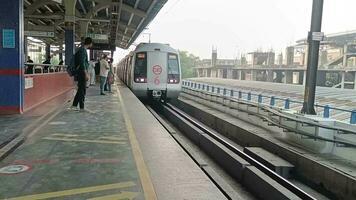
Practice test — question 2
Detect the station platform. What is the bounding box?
[0,83,226,200]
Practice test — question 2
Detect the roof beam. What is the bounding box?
[124,0,140,34]
[78,0,87,14]
[25,14,64,20]
[121,4,146,18]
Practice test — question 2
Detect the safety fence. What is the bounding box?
[182,80,356,125]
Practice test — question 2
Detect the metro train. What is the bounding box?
[117,43,182,101]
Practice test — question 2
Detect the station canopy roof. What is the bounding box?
[24,0,167,50]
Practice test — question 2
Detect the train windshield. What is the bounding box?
[168,54,180,74]
[134,52,147,82]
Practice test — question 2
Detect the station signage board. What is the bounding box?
[2,29,15,48]
[25,31,55,38]
[87,33,109,43]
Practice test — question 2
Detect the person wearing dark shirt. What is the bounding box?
[71,37,93,111]
[42,56,51,73]
[26,56,34,74]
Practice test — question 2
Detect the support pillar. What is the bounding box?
[302,0,324,114]
[298,71,304,85]
[276,71,283,83]
[354,72,356,90]
[227,69,233,79]
[59,45,64,61]
[65,26,75,66]
[45,44,51,59]
[238,70,242,80]
[267,70,274,82]
[285,71,293,84]
[343,44,348,67]
[251,70,257,81]
[0,0,24,114]
[24,36,28,59]
[341,71,345,89]
[64,0,77,66]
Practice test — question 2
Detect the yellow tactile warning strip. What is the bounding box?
[116,84,158,200]
[6,181,136,200]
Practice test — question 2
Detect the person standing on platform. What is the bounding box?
[42,55,51,73]
[26,56,34,74]
[100,54,110,95]
[88,59,96,86]
[71,37,93,111]
[106,58,114,93]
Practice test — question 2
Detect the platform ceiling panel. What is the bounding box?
[24,0,167,49]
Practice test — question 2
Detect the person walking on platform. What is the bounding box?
[71,37,93,111]
[105,58,114,93]
[88,59,96,86]
[100,55,110,95]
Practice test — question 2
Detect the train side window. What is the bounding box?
[134,52,147,83]
[168,54,180,75]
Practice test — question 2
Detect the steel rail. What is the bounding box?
[165,103,316,200]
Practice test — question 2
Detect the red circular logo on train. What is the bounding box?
[152,65,162,75]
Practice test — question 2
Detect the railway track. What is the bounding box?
[147,102,317,200]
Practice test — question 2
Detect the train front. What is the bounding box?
[132,43,181,101]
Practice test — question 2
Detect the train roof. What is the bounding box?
[134,43,178,53]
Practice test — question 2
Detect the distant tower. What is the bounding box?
[212,46,217,67]
[286,46,295,65]
[278,53,283,65]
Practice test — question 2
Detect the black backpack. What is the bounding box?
[67,50,80,77]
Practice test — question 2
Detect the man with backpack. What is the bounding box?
[70,37,93,111]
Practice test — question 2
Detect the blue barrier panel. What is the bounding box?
[323,105,330,118]
[285,99,290,109]
[351,110,356,124]
[247,92,251,101]
[270,96,275,106]
[258,94,263,103]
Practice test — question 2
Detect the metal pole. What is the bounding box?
[301,0,324,114]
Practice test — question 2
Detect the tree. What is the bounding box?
[179,51,200,79]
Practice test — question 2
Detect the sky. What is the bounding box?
[114,0,356,62]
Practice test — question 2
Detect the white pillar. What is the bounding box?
[354,72,356,90]
[341,71,345,89]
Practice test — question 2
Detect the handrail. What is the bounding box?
[184,80,356,124]
[24,63,67,74]
[182,84,356,148]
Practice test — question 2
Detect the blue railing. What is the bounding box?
[183,80,356,125]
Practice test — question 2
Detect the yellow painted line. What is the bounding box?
[88,191,139,200]
[42,137,126,145]
[116,85,158,200]
[99,136,127,141]
[7,182,136,200]
[51,134,79,137]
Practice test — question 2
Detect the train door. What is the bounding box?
[147,51,167,96]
